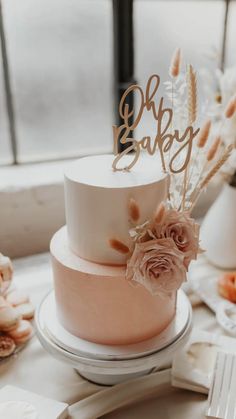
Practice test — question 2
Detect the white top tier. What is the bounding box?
[64,154,168,265]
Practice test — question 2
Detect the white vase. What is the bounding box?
[200,183,236,269]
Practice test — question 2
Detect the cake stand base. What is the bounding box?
[35,290,192,385]
[77,368,155,386]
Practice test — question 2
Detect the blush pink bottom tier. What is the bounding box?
[50,227,177,345]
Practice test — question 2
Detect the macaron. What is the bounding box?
[0,335,16,357]
[218,272,236,303]
[16,303,34,320]
[0,253,13,295]
[6,290,29,307]
[8,320,33,345]
[0,306,21,332]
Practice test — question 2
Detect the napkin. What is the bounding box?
[0,385,68,418]
[171,328,236,394]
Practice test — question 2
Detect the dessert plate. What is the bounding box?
[37,290,191,361]
[188,256,236,336]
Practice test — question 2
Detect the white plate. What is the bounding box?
[188,256,234,313]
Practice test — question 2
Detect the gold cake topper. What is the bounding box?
[112,73,200,173]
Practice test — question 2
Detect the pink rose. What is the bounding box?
[126,238,187,296]
[153,210,200,267]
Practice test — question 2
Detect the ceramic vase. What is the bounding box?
[200,182,236,269]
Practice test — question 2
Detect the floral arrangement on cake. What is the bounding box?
[109,49,234,296]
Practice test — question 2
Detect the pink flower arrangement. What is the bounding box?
[109,50,233,296]
[127,205,200,296]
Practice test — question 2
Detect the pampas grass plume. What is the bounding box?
[197,120,211,148]
[128,198,140,222]
[200,144,233,190]
[207,136,221,161]
[225,96,236,118]
[154,202,165,224]
[109,239,130,254]
[169,48,181,78]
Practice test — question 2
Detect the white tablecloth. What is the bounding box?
[0,253,223,418]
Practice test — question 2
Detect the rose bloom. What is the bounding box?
[153,209,200,268]
[126,238,187,296]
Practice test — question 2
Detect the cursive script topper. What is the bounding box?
[112,74,200,173]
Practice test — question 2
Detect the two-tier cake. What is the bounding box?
[49,54,233,348]
[50,154,177,345]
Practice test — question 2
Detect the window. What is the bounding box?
[0,0,234,165]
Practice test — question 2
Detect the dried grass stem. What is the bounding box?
[207,136,221,161]
[190,144,233,212]
[197,120,211,148]
[169,48,181,78]
[225,96,236,119]
[109,239,130,254]
[154,202,166,224]
[128,198,140,223]
[187,65,197,125]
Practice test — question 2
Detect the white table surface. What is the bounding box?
[0,253,224,418]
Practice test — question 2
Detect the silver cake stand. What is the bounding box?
[35,290,192,385]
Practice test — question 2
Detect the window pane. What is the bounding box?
[134,0,224,139]
[136,0,224,90]
[3,0,113,162]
